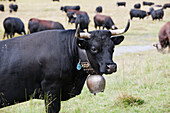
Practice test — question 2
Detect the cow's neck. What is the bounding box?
[78,48,97,75]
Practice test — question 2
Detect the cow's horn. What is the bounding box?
[110,19,130,35]
[75,24,91,39]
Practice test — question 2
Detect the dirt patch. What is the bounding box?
[114,45,154,56]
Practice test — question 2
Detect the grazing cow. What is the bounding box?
[163,3,170,9]
[130,9,148,20]
[9,3,18,13]
[60,5,80,13]
[9,0,16,1]
[94,13,118,30]
[28,18,65,34]
[66,11,76,23]
[155,5,162,7]
[66,9,90,31]
[0,4,4,12]
[3,17,26,39]
[0,20,130,113]
[66,9,89,23]
[153,22,170,53]
[143,1,154,6]
[117,2,126,7]
[134,3,141,9]
[95,6,102,13]
[53,0,59,1]
[149,7,164,21]
[75,14,90,32]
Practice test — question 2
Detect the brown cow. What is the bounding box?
[28,18,65,34]
[153,22,170,53]
[94,13,118,30]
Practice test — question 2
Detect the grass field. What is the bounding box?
[0,50,169,113]
[0,0,169,113]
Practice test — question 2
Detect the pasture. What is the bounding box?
[0,0,169,112]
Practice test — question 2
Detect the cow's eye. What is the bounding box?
[91,46,98,53]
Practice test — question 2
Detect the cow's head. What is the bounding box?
[76,20,130,75]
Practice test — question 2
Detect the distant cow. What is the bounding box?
[0,4,4,12]
[28,18,65,34]
[94,13,118,30]
[9,0,16,1]
[75,14,90,32]
[149,7,164,21]
[155,5,162,7]
[60,5,80,13]
[143,1,154,6]
[95,6,102,13]
[66,9,89,23]
[3,17,26,39]
[117,2,126,7]
[53,0,59,1]
[9,3,18,13]
[163,3,170,9]
[153,22,170,53]
[130,9,148,20]
[134,3,141,9]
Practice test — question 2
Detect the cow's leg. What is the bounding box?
[44,91,61,113]
[22,30,26,35]
[10,33,13,38]
[86,28,88,32]
[3,32,6,39]
[130,16,133,20]
[7,34,9,39]
[41,80,61,113]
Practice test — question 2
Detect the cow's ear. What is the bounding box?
[111,35,124,45]
[77,39,88,49]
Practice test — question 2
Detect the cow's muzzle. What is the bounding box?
[106,63,117,74]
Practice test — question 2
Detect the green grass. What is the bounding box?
[0,50,169,113]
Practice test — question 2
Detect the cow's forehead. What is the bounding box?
[90,30,111,39]
[88,30,114,47]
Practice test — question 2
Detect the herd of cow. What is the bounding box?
[0,0,169,113]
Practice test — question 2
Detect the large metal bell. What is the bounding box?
[86,75,106,95]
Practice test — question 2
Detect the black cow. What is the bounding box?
[66,9,89,24]
[95,6,102,13]
[60,5,80,13]
[94,13,118,30]
[28,18,65,34]
[155,5,162,7]
[134,3,141,9]
[149,7,164,21]
[53,0,59,1]
[9,0,16,1]
[143,1,154,6]
[3,17,26,39]
[9,3,18,13]
[163,3,170,9]
[75,14,90,32]
[0,20,130,113]
[117,2,126,7]
[0,4,4,12]
[130,9,148,20]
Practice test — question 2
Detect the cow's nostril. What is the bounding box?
[106,64,117,73]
